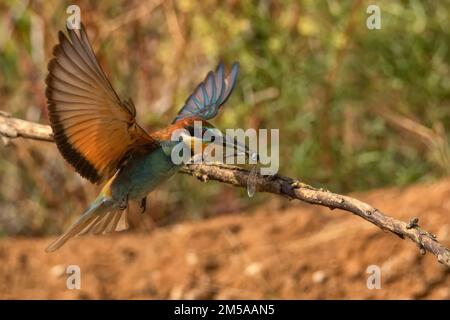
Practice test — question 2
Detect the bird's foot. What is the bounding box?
[140,197,147,214]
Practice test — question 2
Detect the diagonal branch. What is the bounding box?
[1,112,449,267]
[0,111,53,142]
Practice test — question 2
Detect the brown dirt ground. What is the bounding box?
[0,179,449,299]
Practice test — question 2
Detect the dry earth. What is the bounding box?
[0,179,449,299]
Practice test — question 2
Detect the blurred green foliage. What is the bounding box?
[0,0,449,236]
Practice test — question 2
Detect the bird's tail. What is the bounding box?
[45,196,128,253]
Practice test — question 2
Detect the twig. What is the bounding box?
[1,113,449,267]
[0,112,53,142]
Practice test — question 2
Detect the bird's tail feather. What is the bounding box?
[46,197,128,253]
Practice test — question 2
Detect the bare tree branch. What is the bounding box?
[0,111,53,142]
[1,112,449,267]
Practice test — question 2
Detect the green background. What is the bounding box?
[0,0,449,236]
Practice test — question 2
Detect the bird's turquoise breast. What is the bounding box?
[111,146,180,201]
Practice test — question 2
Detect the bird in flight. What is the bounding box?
[45,24,247,252]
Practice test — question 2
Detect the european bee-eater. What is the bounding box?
[45,24,247,252]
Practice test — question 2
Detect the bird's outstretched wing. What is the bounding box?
[46,24,152,184]
[172,62,240,123]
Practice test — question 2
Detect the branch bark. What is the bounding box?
[0,111,53,142]
[1,112,449,267]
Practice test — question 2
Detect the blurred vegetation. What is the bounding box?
[0,0,449,236]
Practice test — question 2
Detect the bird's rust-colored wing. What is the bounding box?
[46,24,152,184]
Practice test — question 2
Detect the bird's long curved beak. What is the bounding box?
[187,128,259,163]
[216,132,259,162]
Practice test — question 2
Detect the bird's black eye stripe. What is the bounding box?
[186,125,195,136]
[186,125,210,137]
